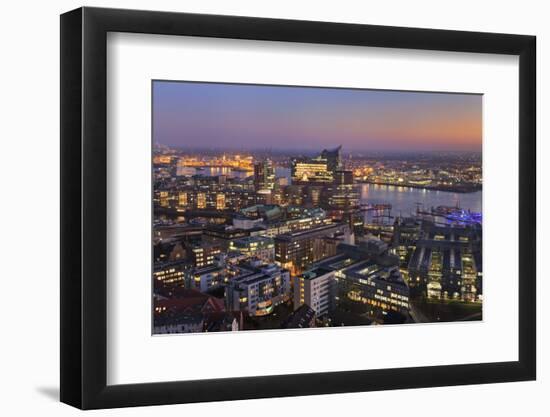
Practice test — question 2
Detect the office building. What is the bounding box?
[337,260,410,317]
[407,221,482,301]
[274,222,351,275]
[203,225,250,250]
[294,267,336,317]
[153,261,189,288]
[186,241,221,268]
[186,264,225,292]
[392,217,422,267]
[310,240,410,320]
[229,236,276,263]
[225,263,291,316]
[254,159,275,191]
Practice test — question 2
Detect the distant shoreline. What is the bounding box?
[357,180,482,194]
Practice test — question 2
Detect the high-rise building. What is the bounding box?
[322,169,359,228]
[254,159,275,191]
[324,184,359,213]
[392,217,421,267]
[333,169,353,185]
[321,145,342,173]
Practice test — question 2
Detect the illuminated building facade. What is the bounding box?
[152,143,481,332]
[392,217,422,268]
[337,261,410,317]
[225,263,291,316]
[282,185,307,205]
[274,223,351,275]
[294,267,336,317]
[186,242,221,268]
[406,221,482,301]
[254,159,275,191]
[153,261,189,288]
[154,178,259,212]
[261,209,332,238]
[323,169,359,225]
[310,241,410,319]
[229,236,275,263]
[291,156,333,185]
[186,264,225,292]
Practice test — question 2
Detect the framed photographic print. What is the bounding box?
[60,6,536,410]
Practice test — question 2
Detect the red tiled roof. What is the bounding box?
[155,289,225,315]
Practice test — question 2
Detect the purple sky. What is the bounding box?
[152,81,482,152]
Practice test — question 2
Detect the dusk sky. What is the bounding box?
[152,81,482,152]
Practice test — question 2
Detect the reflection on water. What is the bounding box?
[177,166,253,179]
[358,183,482,217]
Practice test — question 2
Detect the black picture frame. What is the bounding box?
[60,6,536,410]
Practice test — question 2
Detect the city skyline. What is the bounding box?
[153,81,482,153]
[152,81,483,334]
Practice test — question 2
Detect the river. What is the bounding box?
[358,183,482,219]
[177,166,253,179]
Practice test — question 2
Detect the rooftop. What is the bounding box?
[194,264,224,275]
[230,236,274,245]
[275,222,347,241]
[300,266,335,280]
[281,305,316,329]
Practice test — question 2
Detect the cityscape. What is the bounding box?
[152,81,482,334]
